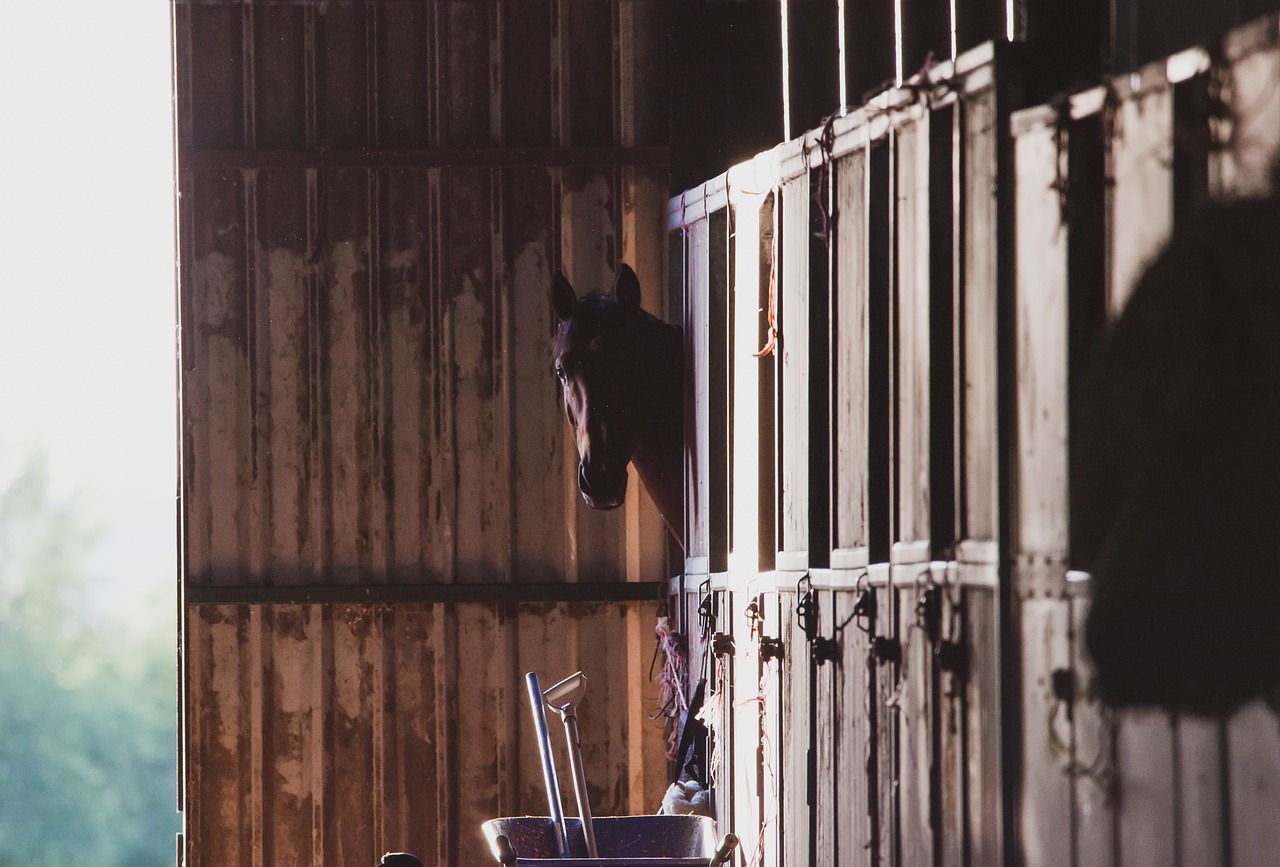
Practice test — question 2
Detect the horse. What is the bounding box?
[551,264,685,549]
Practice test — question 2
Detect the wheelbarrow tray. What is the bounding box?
[482,816,717,865]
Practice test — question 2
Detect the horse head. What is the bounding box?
[551,265,684,543]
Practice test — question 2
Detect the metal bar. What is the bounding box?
[561,713,598,858]
[526,673,570,858]
[179,145,670,170]
[185,581,666,606]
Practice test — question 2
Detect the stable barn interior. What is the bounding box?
[175,2,1280,866]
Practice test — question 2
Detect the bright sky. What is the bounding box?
[0,3,176,617]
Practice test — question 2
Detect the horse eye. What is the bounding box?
[554,364,566,382]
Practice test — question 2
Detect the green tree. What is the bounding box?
[0,453,177,867]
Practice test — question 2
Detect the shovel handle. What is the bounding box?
[708,833,739,867]
[525,673,570,857]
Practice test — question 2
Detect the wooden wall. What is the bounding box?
[175,3,674,865]
[669,11,1280,867]
[1012,16,1280,867]
[670,41,1024,866]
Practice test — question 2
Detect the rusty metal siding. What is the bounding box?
[177,3,673,866]
[184,601,664,867]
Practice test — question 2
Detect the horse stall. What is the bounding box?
[175,3,677,865]
[668,10,1280,867]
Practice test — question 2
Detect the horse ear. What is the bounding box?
[551,270,577,321]
[615,263,641,313]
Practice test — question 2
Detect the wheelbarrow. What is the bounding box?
[495,672,737,866]
[481,815,737,866]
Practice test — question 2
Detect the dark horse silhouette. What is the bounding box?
[551,264,684,548]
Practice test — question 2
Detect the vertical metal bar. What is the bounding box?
[562,713,599,858]
[951,0,959,58]
[526,673,570,856]
[894,0,906,84]
[780,0,792,139]
[837,0,849,112]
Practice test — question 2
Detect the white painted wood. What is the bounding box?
[1019,598,1074,867]
[1070,594,1116,867]
[1176,716,1226,867]
[1108,85,1173,316]
[1115,709,1177,867]
[1227,701,1280,867]
[686,217,711,561]
[1013,123,1070,562]
[779,174,810,558]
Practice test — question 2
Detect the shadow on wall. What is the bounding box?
[1075,163,1280,716]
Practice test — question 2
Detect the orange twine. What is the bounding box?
[752,257,778,358]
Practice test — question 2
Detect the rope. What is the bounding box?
[652,615,690,761]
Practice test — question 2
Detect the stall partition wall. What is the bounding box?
[670,14,1280,867]
[670,43,1021,867]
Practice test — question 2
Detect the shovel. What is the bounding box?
[542,671,598,859]
[525,672,570,857]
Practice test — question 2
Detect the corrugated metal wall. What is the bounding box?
[175,3,675,865]
[667,11,1280,867]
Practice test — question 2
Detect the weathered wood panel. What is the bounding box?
[895,112,932,548]
[780,175,811,563]
[1070,592,1115,867]
[874,573,899,866]
[685,217,711,565]
[1018,597,1073,867]
[1013,122,1069,563]
[1227,701,1280,867]
[731,195,768,574]
[813,588,837,867]
[938,573,967,867]
[708,210,732,573]
[895,560,934,867]
[834,150,870,553]
[761,589,784,867]
[964,574,1003,867]
[834,584,877,864]
[960,86,1001,546]
[1108,82,1172,316]
[1114,710,1177,867]
[779,588,810,867]
[1176,715,1226,867]
[730,585,764,863]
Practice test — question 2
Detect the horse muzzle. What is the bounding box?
[578,462,628,511]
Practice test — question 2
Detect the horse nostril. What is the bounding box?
[579,462,607,493]
[578,461,626,506]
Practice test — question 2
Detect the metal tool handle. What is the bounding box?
[525,672,570,857]
[708,833,739,867]
[561,712,598,858]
